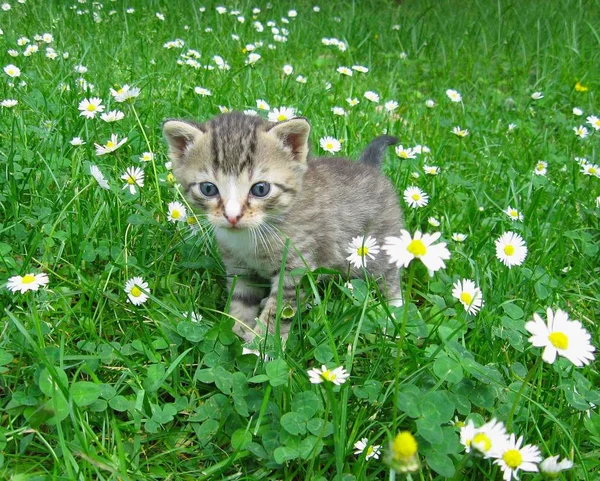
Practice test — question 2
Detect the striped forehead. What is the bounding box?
[208,113,262,174]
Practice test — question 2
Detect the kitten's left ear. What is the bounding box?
[267,117,310,163]
[162,119,205,162]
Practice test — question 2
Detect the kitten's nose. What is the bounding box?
[225,213,241,226]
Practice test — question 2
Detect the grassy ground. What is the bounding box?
[1,0,599,479]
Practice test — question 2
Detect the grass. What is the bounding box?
[1,0,599,479]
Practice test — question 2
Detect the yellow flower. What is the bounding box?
[575,81,588,92]
[387,431,420,473]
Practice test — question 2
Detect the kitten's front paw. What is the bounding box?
[257,302,292,342]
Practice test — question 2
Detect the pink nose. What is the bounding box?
[225,214,241,226]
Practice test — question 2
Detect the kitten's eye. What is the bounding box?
[199,182,219,197]
[250,182,271,197]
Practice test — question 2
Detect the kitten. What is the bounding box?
[163,112,404,343]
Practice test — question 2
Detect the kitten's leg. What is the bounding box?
[256,269,298,342]
[225,268,268,342]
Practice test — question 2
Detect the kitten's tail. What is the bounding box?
[359,135,399,167]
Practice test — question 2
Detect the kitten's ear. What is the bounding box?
[267,118,310,163]
[162,119,205,162]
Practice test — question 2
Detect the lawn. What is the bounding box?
[1,0,599,480]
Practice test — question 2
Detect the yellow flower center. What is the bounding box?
[326,143,333,149]
[510,210,518,217]
[504,244,515,256]
[187,216,197,225]
[117,88,124,94]
[536,164,544,170]
[411,193,420,201]
[590,167,598,175]
[22,274,36,284]
[86,104,96,111]
[171,210,181,219]
[460,292,473,304]
[407,239,426,257]
[472,433,492,452]
[594,120,600,128]
[366,446,374,456]
[548,331,568,350]
[167,173,175,183]
[127,176,136,185]
[321,369,336,382]
[392,432,418,461]
[106,141,115,148]
[503,449,523,469]
[277,114,287,121]
[130,286,142,297]
[357,246,369,257]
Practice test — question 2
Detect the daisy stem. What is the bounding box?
[130,104,162,208]
[327,383,344,480]
[389,469,396,481]
[451,452,471,481]
[506,355,542,431]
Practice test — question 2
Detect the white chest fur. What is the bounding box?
[214,227,276,276]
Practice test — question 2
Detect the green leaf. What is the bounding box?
[298,435,323,459]
[470,385,496,409]
[144,363,166,392]
[397,385,422,418]
[416,417,444,445]
[502,302,524,320]
[38,367,69,398]
[0,350,14,366]
[274,446,299,464]
[433,356,464,384]
[291,391,321,419]
[426,451,455,477]
[420,391,455,423]
[280,411,307,435]
[193,419,220,446]
[265,359,289,387]
[71,381,102,407]
[231,429,252,450]
[353,379,383,403]
[109,395,134,412]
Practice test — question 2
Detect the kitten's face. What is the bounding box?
[163,113,310,230]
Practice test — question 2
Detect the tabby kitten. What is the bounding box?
[163,112,403,343]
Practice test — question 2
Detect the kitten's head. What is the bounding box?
[163,112,310,230]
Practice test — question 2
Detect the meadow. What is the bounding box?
[1,0,599,479]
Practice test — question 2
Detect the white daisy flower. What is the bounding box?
[353,438,381,461]
[395,145,416,159]
[346,235,380,269]
[452,233,467,242]
[282,64,293,75]
[331,106,346,116]
[1,99,18,108]
[383,230,451,276]
[89,165,110,190]
[120,166,144,195]
[167,201,187,223]
[78,97,105,119]
[337,66,353,76]
[428,217,440,227]
[403,186,429,208]
[352,65,369,73]
[586,115,600,130]
[525,307,595,367]
[319,136,342,153]
[256,99,270,110]
[531,91,544,100]
[539,455,574,476]
[423,165,440,175]
[100,110,125,122]
[504,206,524,221]
[363,91,380,103]
[346,97,360,107]
[95,134,127,156]
[140,152,154,162]
[70,137,85,146]
[581,163,600,177]
[446,89,462,102]
[245,53,261,65]
[451,126,469,137]
[572,107,583,116]
[492,434,542,481]
[452,279,484,315]
[307,365,349,385]
[425,99,436,108]
[124,276,150,305]
[6,272,49,294]
[573,125,589,138]
[495,231,527,268]
[268,106,296,122]
[534,160,547,176]
[109,84,140,102]
[384,100,399,111]
[460,418,508,458]
[3,64,21,77]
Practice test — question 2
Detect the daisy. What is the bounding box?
[256,99,270,110]
[507,123,517,131]
[388,431,419,473]
[346,235,380,269]
[451,233,467,242]
[331,107,346,116]
[100,110,125,122]
[383,230,450,275]
[354,438,381,461]
[124,276,150,305]
[403,186,429,208]
[167,201,187,223]
[346,97,360,107]
[395,145,416,159]
[307,365,349,385]
[3,64,21,77]
[95,134,127,156]
[495,231,527,268]
[525,307,595,367]
[245,53,261,65]
[586,115,600,130]
[268,106,296,122]
[451,126,469,137]
[364,91,380,103]
[194,86,212,96]
[336,66,353,76]
[460,418,508,458]
[452,279,484,315]
[534,160,547,176]
[428,217,440,227]
[121,166,144,195]
[581,163,600,177]
[531,92,544,100]
[423,165,439,175]
[492,434,542,481]
[243,109,258,116]
[295,75,307,84]
[413,145,430,154]
[540,455,574,476]
[573,125,589,138]
[70,137,85,146]
[504,206,524,221]
[446,89,462,102]
[384,100,399,111]
[573,107,583,116]
[89,165,110,189]
[78,97,105,119]
[6,272,49,294]
[319,136,342,153]
[1,99,17,108]
[352,65,369,73]
[109,85,140,102]
[140,152,154,162]
[425,99,436,108]
[282,64,293,75]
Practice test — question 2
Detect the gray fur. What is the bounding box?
[163,112,404,343]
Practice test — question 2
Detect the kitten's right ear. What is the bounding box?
[267,117,311,163]
[162,119,205,162]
